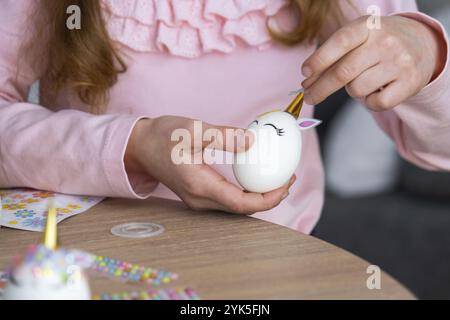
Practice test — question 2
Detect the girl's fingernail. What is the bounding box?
[302,66,313,78]
[289,176,297,187]
[301,80,310,90]
[282,192,289,200]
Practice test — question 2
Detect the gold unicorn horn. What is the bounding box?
[285,91,304,120]
[43,203,58,250]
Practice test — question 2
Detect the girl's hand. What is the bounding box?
[125,116,295,215]
[302,15,446,111]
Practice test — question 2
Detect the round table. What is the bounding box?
[0,197,414,299]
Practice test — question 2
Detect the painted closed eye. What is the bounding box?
[264,123,285,136]
[250,120,259,126]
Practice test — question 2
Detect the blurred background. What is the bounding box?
[314,0,450,300]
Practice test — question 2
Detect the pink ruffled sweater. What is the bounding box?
[1,0,449,233]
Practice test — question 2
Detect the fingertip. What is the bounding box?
[263,185,288,203]
[302,65,313,78]
[288,175,297,188]
[301,79,311,89]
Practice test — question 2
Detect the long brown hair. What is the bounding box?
[29,0,340,112]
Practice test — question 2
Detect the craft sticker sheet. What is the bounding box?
[0,189,104,232]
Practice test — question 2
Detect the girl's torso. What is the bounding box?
[41,0,325,233]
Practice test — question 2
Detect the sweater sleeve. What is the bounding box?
[0,1,157,198]
[341,0,450,171]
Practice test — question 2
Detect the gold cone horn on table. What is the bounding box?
[285,91,304,120]
[43,204,58,250]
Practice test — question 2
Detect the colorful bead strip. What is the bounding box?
[0,271,6,291]
[90,255,178,286]
[92,287,200,301]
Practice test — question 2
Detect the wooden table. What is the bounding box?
[0,197,414,299]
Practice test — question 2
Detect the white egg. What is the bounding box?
[233,111,302,193]
[233,111,321,193]
[2,271,91,300]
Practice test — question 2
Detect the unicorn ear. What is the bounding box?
[298,118,322,130]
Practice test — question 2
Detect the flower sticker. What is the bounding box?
[21,198,41,204]
[21,217,46,229]
[3,203,26,211]
[32,192,55,199]
[67,204,82,210]
[56,208,73,215]
[14,210,36,219]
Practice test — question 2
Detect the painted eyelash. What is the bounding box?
[264,123,285,136]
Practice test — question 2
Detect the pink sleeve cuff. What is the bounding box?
[394,11,450,106]
[102,115,157,199]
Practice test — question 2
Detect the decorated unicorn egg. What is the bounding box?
[2,245,92,300]
[1,207,92,300]
[233,92,321,193]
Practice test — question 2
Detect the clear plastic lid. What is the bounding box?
[110,223,165,239]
